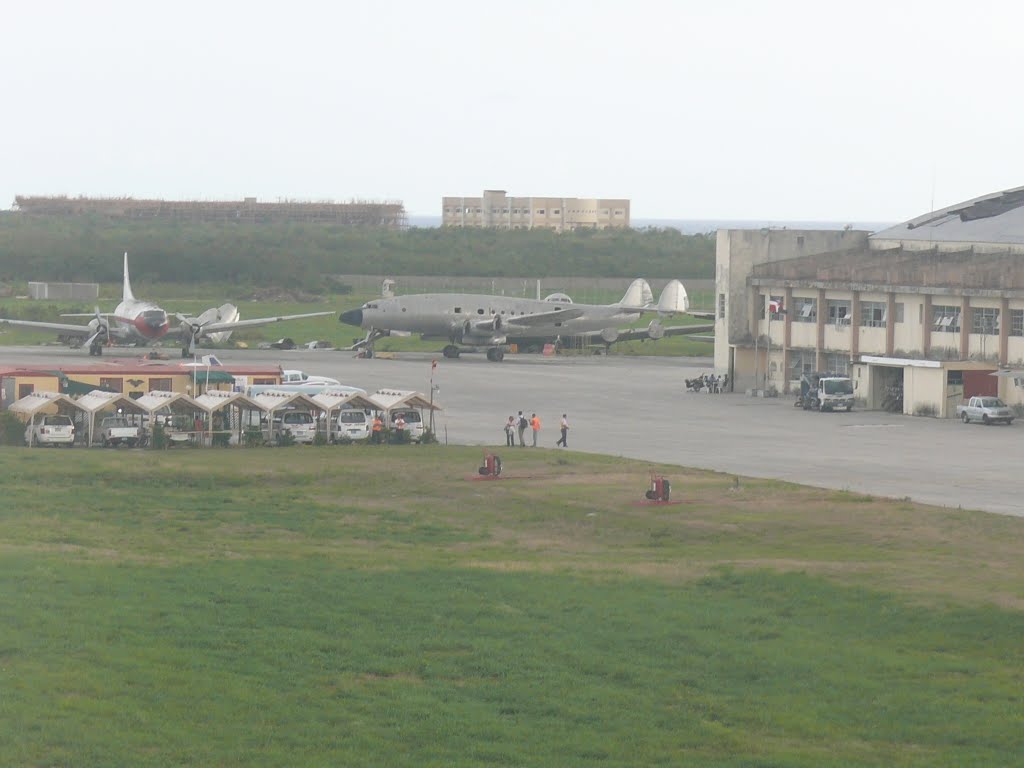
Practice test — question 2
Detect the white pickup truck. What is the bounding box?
[956,396,1015,425]
[99,416,141,447]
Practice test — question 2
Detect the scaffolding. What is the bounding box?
[14,196,407,228]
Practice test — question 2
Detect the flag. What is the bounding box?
[769,298,783,314]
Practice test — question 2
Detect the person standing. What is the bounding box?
[516,410,528,447]
[556,413,569,447]
[530,413,541,447]
[504,415,516,447]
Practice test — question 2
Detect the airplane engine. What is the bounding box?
[85,309,110,355]
[600,327,619,344]
[472,315,502,333]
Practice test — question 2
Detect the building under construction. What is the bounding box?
[14,196,407,228]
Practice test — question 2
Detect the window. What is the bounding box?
[932,305,960,333]
[768,295,785,320]
[99,377,123,393]
[718,293,725,319]
[793,297,817,323]
[253,378,276,385]
[972,307,999,334]
[827,299,850,324]
[18,383,34,398]
[149,377,172,391]
[1011,309,1024,337]
[537,209,545,215]
[860,301,886,328]
[553,209,560,215]
[790,351,814,376]
[894,303,904,323]
[826,353,850,376]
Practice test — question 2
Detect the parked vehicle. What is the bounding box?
[99,416,141,447]
[24,415,76,447]
[274,411,317,443]
[796,372,854,412]
[956,396,1015,425]
[336,408,371,441]
[388,408,425,442]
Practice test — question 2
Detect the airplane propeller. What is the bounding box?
[176,314,208,357]
[83,307,110,353]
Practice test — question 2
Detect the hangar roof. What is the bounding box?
[873,186,1024,244]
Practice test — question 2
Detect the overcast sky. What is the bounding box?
[3,0,1021,222]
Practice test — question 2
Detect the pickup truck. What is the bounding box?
[99,416,141,447]
[956,396,1015,425]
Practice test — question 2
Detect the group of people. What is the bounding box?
[685,373,729,394]
[504,411,570,448]
[370,413,404,443]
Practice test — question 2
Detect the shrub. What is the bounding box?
[212,431,231,448]
[419,428,438,445]
[389,429,409,445]
[0,412,25,445]
[150,422,169,449]
[313,431,329,447]
[243,428,264,448]
[275,429,296,447]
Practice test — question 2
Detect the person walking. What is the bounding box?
[516,411,528,447]
[556,413,569,447]
[504,415,516,447]
[530,413,541,447]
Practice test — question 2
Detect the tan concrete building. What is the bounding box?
[442,189,630,231]
[714,186,1024,416]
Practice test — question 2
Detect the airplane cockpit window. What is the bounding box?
[477,309,485,314]
[366,303,378,309]
[454,307,462,313]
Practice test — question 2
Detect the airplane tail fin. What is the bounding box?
[617,278,654,308]
[656,279,690,315]
[122,252,135,302]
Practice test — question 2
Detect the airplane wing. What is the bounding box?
[504,307,586,327]
[609,323,715,343]
[0,317,94,336]
[191,310,334,335]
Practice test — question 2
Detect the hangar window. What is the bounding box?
[932,305,960,333]
[99,377,123,393]
[860,301,887,328]
[793,297,816,323]
[1011,309,1024,337]
[149,378,172,392]
[972,307,1000,334]
[18,383,34,399]
[826,299,850,324]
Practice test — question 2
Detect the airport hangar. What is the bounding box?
[713,186,1024,417]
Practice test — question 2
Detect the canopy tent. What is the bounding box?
[133,391,201,444]
[370,388,443,435]
[7,391,87,447]
[192,389,263,445]
[311,389,381,441]
[249,391,322,442]
[75,390,148,446]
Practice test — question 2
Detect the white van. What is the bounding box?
[336,408,370,441]
[275,411,317,444]
[389,408,424,443]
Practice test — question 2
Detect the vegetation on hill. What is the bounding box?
[0,214,715,289]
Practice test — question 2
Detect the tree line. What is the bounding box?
[0,215,715,290]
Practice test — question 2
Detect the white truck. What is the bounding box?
[797,372,854,412]
[956,396,1015,425]
[99,416,141,447]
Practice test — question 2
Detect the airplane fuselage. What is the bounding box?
[341,293,640,345]
[112,298,171,343]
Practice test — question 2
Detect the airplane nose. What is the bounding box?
[339,308,363,326]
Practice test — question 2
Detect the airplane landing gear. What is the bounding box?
[443,345,461,359]
[89,344,103,357]
[486,347,505,362]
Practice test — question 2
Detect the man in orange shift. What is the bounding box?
[530,413,541,447]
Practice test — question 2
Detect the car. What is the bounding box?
[24,415,76,447]
[388,408,425,442]
[275,410,317,443]
[956,396,1015,425]
[336,408,371,441]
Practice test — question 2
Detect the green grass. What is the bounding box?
[0,447,1022,766]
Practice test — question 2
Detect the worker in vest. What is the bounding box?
[530,413,541,447]
[372,414,383,443]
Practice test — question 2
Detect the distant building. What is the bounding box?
[442,190,630,231]
[14,196,406,228]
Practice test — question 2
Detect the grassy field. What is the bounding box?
[0,287,716,357]
[1,446,1022,766]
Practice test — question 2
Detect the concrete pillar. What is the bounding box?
[886,292,896,356]
[922,294,932,358]
[851,290,861,360]
[960,297,970,360]
[1000,297,1009,365]
[783,287,793,392]
[815,288,826,371]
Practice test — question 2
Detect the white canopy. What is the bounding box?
[371,389,441,413]
[74,390,148,446]
[8,392,85,447]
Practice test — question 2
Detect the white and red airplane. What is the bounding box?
[0,253,333,357]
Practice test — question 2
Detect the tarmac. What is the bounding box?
[3,345,1023,517]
